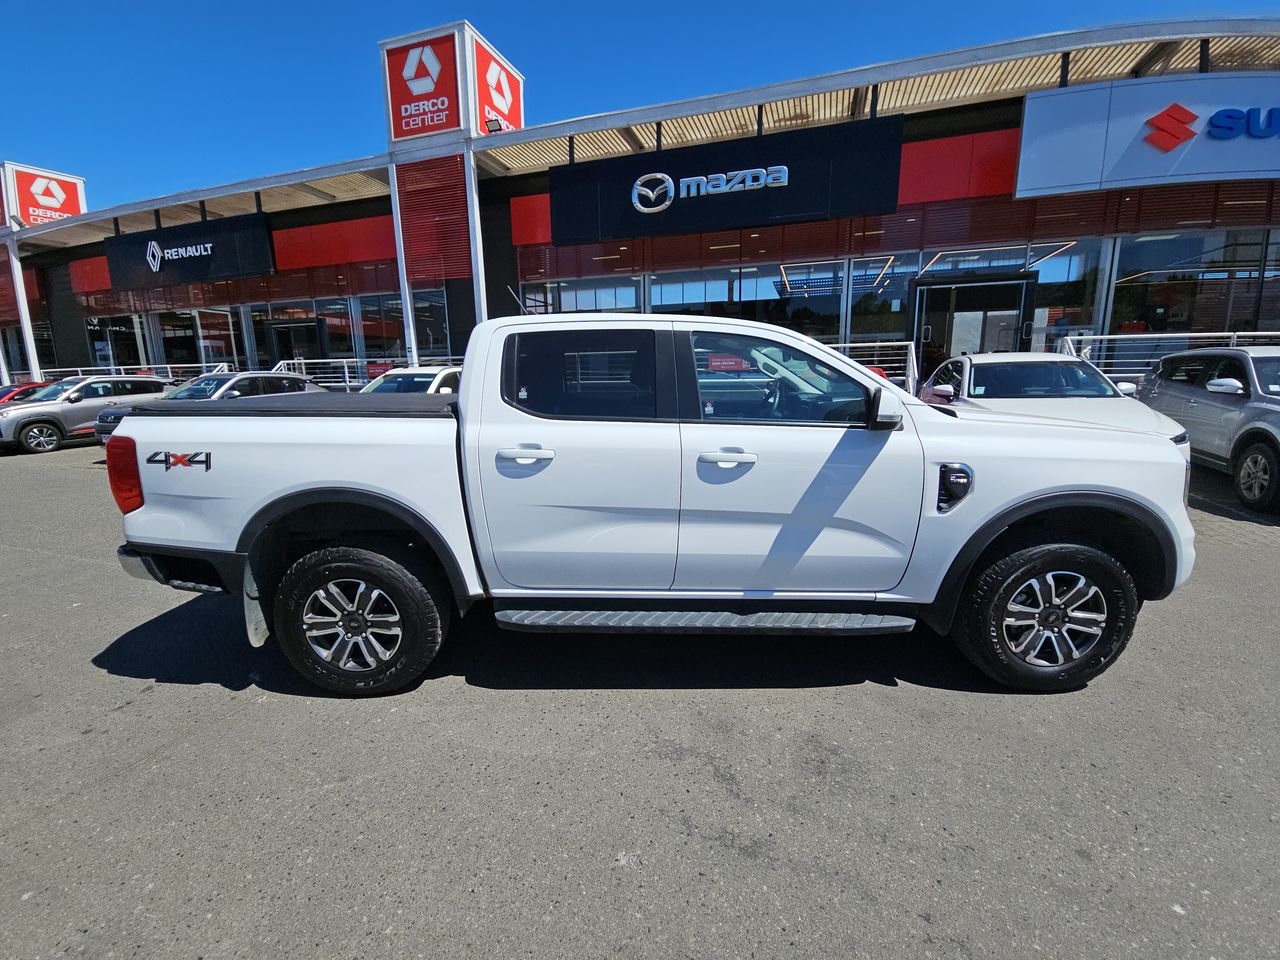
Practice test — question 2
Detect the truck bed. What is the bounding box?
[129,392,458,419]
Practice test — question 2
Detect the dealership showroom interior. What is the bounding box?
[2,7,1280,960]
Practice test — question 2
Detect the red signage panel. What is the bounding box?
[384,35,461,141]
[4,163,87,226]
[474,39,523,134]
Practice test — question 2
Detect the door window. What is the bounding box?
[503,329,661,420]
[232,378,264,397]
[1158,357,1208,385]
[934,361,964,395]
[688,332,868,425]
[77,381,115,400]
[1200,356,1249,391]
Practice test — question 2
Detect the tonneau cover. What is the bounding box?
[128,392,458,419]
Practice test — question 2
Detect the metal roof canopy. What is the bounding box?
[7,156,394,252]
[475,18,1280,174]
[5,18,1280,252]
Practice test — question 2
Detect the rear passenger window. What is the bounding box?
[504,330,659,420]
[117,380,163,396]
[1159,358,1207,384]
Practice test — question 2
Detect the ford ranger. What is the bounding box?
[106,314,1195,695]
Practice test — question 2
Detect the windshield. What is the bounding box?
[166,375,233,400]
[25,380,84,402]
[361,373,439,394]
[1253,358,1280,396]
[969,361,1117,399]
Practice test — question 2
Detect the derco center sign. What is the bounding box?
[384,34,461,140]
[2,162,87,227]
[1017,73,1280,197]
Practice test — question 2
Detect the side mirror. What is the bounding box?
[222,390,242,400]
[1206,377,1245,395]
[437,386,454,394]
[1115,381,1138,396]
[65,393,82,404]
[868,386,904,431]
[930,383,956,401]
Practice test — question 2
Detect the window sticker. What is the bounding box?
[518,386,528,400]
[703,401,715,416]
[1268,385,1280,393]
[972,385,985,396]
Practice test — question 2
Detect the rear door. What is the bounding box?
[474,322,682,591]
[673,323,924,593]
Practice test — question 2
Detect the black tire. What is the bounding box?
[951,541,1139,692]
[18,422,63,454]
[1233,442,1280,512]
[272,545,450,695]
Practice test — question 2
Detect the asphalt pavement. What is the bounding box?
[1,441,1277,959]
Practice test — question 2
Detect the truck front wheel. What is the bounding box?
[273,545,449,695]
[952,542,1138,692]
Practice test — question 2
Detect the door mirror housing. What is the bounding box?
[930,383,956,401]
[221,390,242,400]
[65,392,82,404]
[1206,377,1246,395]
[868,387,904,431]
[1115,381,1138,396]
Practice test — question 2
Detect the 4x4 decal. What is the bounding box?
[147,451,212,472]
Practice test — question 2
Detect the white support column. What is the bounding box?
[0,325,11,385]
[463,145,488,323]
[388,162,421,365]
[5,236,42,381]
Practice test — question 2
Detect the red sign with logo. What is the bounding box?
[384,35,461,141]
[367,361,394,378]
[6,165,86,226]
[474,39,523,134]
[706,354,753,372]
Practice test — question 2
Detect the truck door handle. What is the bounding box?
[497,447,556,463]
[698,450,758,467]
[1186,399,1198,407]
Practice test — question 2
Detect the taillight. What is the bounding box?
[106,434,144,514]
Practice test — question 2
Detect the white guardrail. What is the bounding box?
[273,357,465,390]
[1058,332,1280,381]
[831,341,919,393]
[38,362,231,382]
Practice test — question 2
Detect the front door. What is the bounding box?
[916,281,1027,379]
[474,322,682,591]
[62,380,117,433]
[270,322,323,363]
[673,323,924,594]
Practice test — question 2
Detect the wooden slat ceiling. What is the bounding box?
[480,35,1280,175]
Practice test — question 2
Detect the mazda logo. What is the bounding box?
[631,173,674,214]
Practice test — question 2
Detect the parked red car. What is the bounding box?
[0,381,53,404]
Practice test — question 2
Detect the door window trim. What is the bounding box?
[499,328,679,423]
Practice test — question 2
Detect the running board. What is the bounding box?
[494,608,916,635]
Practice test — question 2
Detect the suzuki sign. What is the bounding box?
[1017,73,1280,197]
[473,38,523,134]
[3,162,87,226]
[383,34,461,141]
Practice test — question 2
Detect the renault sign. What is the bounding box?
[1016,73,1280,198]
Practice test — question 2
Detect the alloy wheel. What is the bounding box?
[26,425,59,451]
[1239,452,1271,502]
[302,578,404,672]
[1002,571,1108,667]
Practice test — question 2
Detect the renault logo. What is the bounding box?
[146,241,162,273]
[631,173,674,214]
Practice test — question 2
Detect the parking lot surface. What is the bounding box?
[1,442,1277,959]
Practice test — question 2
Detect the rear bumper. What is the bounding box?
[117,544,246,595]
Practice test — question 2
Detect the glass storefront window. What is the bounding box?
[1111,230,1266,334]
[316,298,354,358]
[196,310,240,367]
[919,245,1028,277]
[156,312,199,365]
[1260,231,1280,332]
[360,295,405,359]
[85,315,149,367]
[413,289,450,357]
[1028,239,1103,351]
[847,254,920,342]
[522,277,643,315]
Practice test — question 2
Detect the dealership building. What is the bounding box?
[2,18,1279,385]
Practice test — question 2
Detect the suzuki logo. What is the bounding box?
[146,241,162,273]
[29,177,67,209]
[631,173,675,213]
[486,61,512,115]
[1144,103,1198,152]
[402,44,442,96]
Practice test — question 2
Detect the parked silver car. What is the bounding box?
[1135,347,1280,510]
[95,371,325,443]
[0,376,168,454]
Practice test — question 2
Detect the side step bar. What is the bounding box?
[494,608,916,635]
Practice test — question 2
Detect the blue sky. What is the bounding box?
[4,0,1257,209]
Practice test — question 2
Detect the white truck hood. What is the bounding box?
[957,396,1184,438]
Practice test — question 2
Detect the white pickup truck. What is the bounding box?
[106,314,1195,695]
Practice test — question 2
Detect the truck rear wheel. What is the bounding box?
[273,545,449,695]
[951,542,1138,692]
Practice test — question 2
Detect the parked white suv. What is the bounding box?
[0,376,168,453]
[107,314,1195,696]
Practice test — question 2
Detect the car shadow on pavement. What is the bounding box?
[94,594,1010,697]
[1188,466,1280,526]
